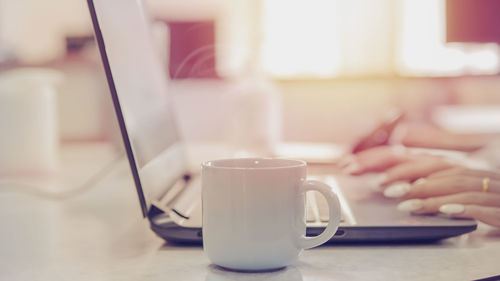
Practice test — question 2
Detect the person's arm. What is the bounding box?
[400,124,498,152]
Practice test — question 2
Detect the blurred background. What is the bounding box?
[1,0,500,175]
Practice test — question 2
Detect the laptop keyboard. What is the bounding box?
[306,191,345,224]
[306,191,327,222]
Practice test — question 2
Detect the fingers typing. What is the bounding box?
[339,146,409,175]
[405,176,500,199]
[383,158,455,185]
[398,192,500,214]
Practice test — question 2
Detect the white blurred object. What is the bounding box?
[0,0,91,63]
[273,142,347,164]
[229,76,282,152]
[0,45,16,63]
[170,77,282,154]
[433,105,500,133]
[0,68,62,176]
[56,59,109,142]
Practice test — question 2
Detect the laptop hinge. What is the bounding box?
[151,173,192,219]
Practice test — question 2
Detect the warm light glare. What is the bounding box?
[262,0,499,78]
[466,48,500,74]
[261,0,341,77]
[397,0,499,76]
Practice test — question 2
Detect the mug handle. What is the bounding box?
[298,180,341,249]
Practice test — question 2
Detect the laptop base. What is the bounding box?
[150,216,477,245]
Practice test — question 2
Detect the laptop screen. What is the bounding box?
[88,0,188,216]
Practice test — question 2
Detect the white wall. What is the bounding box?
[0,0,91,62]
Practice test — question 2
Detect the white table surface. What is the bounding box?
[1,143,500,281]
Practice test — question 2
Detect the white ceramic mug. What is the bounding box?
[202,158,341,271]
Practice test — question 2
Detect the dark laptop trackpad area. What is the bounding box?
[309,174,477,243]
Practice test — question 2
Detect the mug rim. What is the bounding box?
[202,157,306,170]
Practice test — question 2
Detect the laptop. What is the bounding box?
[87,0,477,243]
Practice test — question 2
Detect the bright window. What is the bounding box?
[260,0,500,78]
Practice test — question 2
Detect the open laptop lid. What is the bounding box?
[88,0,189,217]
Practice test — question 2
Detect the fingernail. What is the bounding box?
[413,178,426,186]
[371,173,388,192]
[337,155,356,168]
[383,181,411,198]
[374,173,388,185]
[397,199,424,212]
[439,204,465,215]
[342,161,361,174]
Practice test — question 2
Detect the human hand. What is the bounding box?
[401,124,496,152]
[338,147,500,227]
[397,168,500,227]
[338,145,458,187]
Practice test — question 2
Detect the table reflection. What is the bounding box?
[205,265,303,281]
